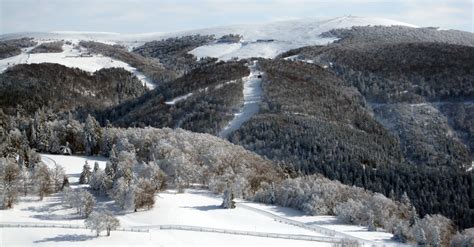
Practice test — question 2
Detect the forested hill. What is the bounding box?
[0,21,472,232]
[0,63,147,115]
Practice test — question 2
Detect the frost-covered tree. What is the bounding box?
[18,165,30,196]
[367,211,376,231]
[83,114,102,155]
[104,161,115,179]
[335,199,364,224]
[430,226,441,247]
[51,164,65,192]
[81,190,96,217]
[48,130,61,154]
[415,224,427,246]
[110,177,128,209]
[85,211,120,237]
[90,168,105,191]
[34,163,52,200]
[0,158,20,208]
[79,161,92,184]
[93,162,100,173]
[63,188,95,217]
[401,192,411,207]
[410,205,419,227]
[138,161,167,192]
[134,178,155,210]
[124,184,136,211]
[393,221,408,243]
[221,186,235,209]
[115,151,135,182]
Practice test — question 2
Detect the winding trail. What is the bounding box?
[219,60,263,138]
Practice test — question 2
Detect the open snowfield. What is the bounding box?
[1,154,399,246]
[0,41,155,89]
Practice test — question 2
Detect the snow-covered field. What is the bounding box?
[0,154,400,246]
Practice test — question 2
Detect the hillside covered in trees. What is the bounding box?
[0,63,147,115]
[0,21,473,245]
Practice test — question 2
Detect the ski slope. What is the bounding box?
[220,61,262,138]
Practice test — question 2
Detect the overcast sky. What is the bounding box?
[0,0,472,34]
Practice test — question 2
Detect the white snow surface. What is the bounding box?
[1,16,416,63]
[239,201,398,245]
[220,61,262,138]
[0,154,398,246]
[0,41,156,89]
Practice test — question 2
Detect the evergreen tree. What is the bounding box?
[401,192,411,207]
[79,161,92,184]
[410,205,419,227]
[393,222,407,243]
[415,225,427,246]
[368,211,376,231]
[221,186,236,209]
[84,115,102,155]
[104,161,115,179]
[93,162,100,173]
[430,226,441,247]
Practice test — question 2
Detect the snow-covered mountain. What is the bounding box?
[1,16,415,63]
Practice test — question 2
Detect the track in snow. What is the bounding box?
[219,61,262,138]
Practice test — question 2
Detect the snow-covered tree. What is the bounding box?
[0,158,20,208]
[114,151,135,182]
[104,161,115,180]
[93,162,100,173]
[48,130,61,154]
[415,224,427,246]
[393,221,408,243]
[134,178,155,210]
[401,192,411,207]
[34,163,52,200]
[51,164,66,192]
[85,211,120,237]
[430,226,441,247]
[138,161,167,192]
[83,114,102,155]
[18,165,30,196]
[110,177,129,210]
[409,205,419,227]
[335,199,364,224]
[63,188,95,217]
[79,161,92,184]
[124,184,136,211]
[368,211,376,231]
[81,190,96,217]
[221,186,236,209]
[90,168,105,191]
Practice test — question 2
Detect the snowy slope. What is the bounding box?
[1,154,398,246]
[1,16,416,63]
[220,61,263,137]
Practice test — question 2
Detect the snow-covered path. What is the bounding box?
[219,61,262,138]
